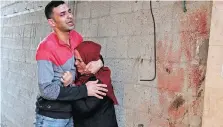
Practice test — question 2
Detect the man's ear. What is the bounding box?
[48,19,56,27]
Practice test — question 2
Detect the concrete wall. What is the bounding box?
[202,1,223,127]
[75,1,212,127]
[1,1,55,126]
[1,1,212,127]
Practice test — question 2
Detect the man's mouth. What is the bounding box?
[67,21,74,26]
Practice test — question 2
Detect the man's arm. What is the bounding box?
[37,60,88,101]
[37,60,107,101]
[85,55,104,74]
[61,57,76,87]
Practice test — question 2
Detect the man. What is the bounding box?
[35,1,107,126]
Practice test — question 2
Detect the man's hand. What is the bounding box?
[85,80,108,99]
[61,71,73,87]
[85,59,103,74]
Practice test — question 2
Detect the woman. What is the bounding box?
[71,41,118,127]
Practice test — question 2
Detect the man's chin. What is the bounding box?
[68,25,75,30]
[63,25,74,31]
[64,27,74,32]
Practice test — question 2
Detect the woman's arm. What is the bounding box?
[72,77,106,115]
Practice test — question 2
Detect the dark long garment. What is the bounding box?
[72,76,118,127]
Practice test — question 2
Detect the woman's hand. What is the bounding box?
[61,71,73,87]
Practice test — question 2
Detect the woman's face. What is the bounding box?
[74,50,86,74]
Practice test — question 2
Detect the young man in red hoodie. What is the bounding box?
[35,1,107,126]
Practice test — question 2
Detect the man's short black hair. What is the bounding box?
[45,1,65,19]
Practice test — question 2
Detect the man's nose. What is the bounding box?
[68,13,73,19]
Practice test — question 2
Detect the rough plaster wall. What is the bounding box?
[153,2,211,127]
[75,1,212,127]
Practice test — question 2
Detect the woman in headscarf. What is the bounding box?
[70,41,118,127]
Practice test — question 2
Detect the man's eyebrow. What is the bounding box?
[60,11,66,14]
[59,9,71,14]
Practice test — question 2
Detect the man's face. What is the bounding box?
[50,4,74,32]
